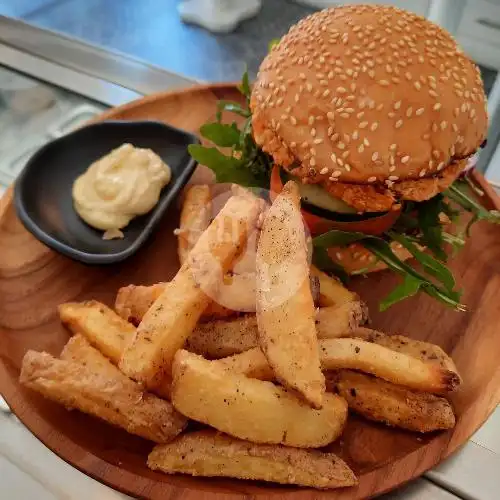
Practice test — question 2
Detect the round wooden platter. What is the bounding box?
[1,84,500,500]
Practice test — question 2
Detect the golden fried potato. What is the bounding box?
[328,370,456,433]
[20,350,186,443]
[256,181,325,408]
[309,265,357,306]
[59,300,132,364]
[213,338,461,394]
[148,430,357,489]
[171,350,347,448]
[119,194,263,390]
[58,301,172,399]
[353,328,459,374]
[186,301,368,359]
[177,184,212,265]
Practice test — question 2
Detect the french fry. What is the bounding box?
[59,301,172,398]
[148,430,357,489]
[177,184,212,265]
[256,181,325,408]
[59,301,132,364]
[352,328,459,374]
[60,334,124,378]
[186,301,368,359]
[213,338,461,394]
[171,350,347,448]
[328,370,456,433]
[310,265,356,307]
[20,350,186,443]
[115,283,234,326]
[119,194,263,389]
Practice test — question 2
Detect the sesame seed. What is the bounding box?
[337,86,347,94]
[340,113,350,119]
[337,158,344,166]
[401,155,410,164]
[416,107,425,116]
[371,122,379,131]
[377,103,384,111]
[311,128,317,137]
[359,121,368,129]
[406,107,413,117]
[338,142,346,149]
[405,71,412,80]
[357,111,365,118]
[310,157,316,167]
[389,165,396,172]
[330,153,337,163]
[440,121,447,130]
[332,170,342,177]
[358,144,365,153]
[419,169,427,177]
[306,83,313,92]
[452,123,459,132]
[437,162,445,171]
[395,120,403,129]
[367,176,376,183]
[290,116,297,125]
[379,80,390,86]
[294,94,300,103]
[352,130,359,140]
[331,133,340,142]
[414,82,422,90]
[308,116,315,125]
[429,90,439,97]
[345,163,352,171]
[314,138,323,144]
[394,101,402,110]
[389,175,399,181]
[320,167,329,175]
[372,152,379,161]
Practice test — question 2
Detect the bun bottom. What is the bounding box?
[327,242,413,275]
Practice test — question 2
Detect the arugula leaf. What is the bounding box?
[380,275,422,311]
[238,68,251,102]
[416,195,448,261]
[388,231,457,292]
[200,123,241,147]
[215,100,250,122]
[188,145,256,186]
[313,230,465,311]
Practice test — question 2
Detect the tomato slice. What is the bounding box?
[270,165,401,236]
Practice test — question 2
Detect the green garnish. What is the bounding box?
[188,69,274,189]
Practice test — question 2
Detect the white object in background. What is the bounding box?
[427,0,466,34]
[178,0,262,34]
[290,0,431,17]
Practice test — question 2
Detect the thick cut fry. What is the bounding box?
[328,370,456,433]
[20,350,186,443]
[352,328,459,374]
[256,181,325,408]
[148,430,357,489]
[171,350,347,448]
[310,265,356,306]
[318,338,460,394]
[59,301,172,399]
[115,283,233,326]
[119,194,263,389]
[60,334,124,378]
[186,314,259,358]
[177,184,212,264]
[186,302,368,359]
[59,300,133,363]
[213,338,461,394]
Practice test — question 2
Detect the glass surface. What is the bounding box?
[0,64,107,189]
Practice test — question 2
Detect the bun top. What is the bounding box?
[250,5,488,187]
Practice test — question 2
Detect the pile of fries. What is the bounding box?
[20,182,462,490]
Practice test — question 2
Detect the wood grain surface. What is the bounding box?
[0,84,499,500]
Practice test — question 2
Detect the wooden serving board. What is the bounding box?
[0,84,499,500]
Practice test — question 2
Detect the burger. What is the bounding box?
[189,4,499,310]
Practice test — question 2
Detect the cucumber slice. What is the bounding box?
[281,170,356,214]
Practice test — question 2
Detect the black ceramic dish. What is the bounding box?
[14,120,199,264]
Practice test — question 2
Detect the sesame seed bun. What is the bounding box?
[250,5,488,211]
